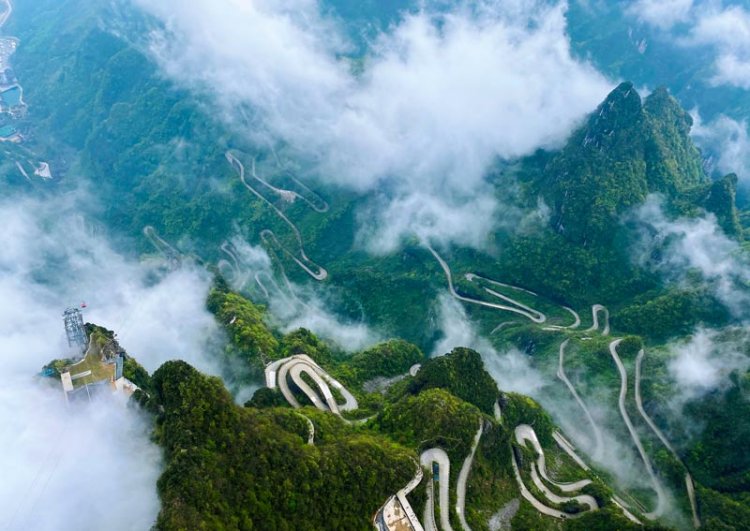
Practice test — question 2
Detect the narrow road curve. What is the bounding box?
[427,244,546,324]
[217,241,250,289]
[635,350,700,528]
[552,432,590,472]
[456,421,483,531]
[295,413,315,445]
[585,304,610,335]
[374,459,425,531]
[511,425,600,520]
[421,448,454,531]
[544,307,581,331]
[226,151,328,281]
[557,339,604,460]
[466,274,546,323]
[267,355,358,418]
[609,340,667,519]
[515,425,593,493]
[0,0,12,29]
[249,157,330,213]
[143,225,181,267]
[510,448,570,519]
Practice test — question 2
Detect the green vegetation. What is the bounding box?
[408,347,499,415]
[150,360,415,530]
[13,1,750,527]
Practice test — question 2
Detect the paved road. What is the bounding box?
[515,425,593,493]
[510,449,570,519]
[635,350,700,528]
[556,339,604,460]
[551,432,590,472]
[456,421,483,531]
[295,413,315,445]
[226,151,328,281]
[427,244,546,324]
[543,306,581,331]
[394,460,426,531]
[609,339,667,519]
[249,157,329,213]
[585,304,610,335]
[143,225,181,268]
[421,448,453,531]
[268,355,358,417]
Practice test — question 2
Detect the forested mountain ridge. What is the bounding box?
[5,1,750,529]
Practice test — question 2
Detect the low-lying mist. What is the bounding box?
[0,192,227,530]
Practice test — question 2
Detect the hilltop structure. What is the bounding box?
[63,307,87,355]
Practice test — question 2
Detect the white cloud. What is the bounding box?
[432,294,546,394]
[222,237,379,351]
[132,0,612,251]
[0,192,235,530]
[684,5,750,88]
[692,112,750,182]
[631,195,750,315]
[669,328,750,402]
[628,0,694,30]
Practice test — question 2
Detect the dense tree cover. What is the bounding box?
[12,2,750,527]
[207,286,280,369]
[684,370,750,494]
[614,288,731,341]
[150,361,416,530]
[372,388,482,464]
[347,339,423,383]
[408,347,499,415]
[499,393,555,448]
[537,83,708,248]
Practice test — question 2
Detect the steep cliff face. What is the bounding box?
[541,82,711,247]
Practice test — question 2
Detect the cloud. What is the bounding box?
[431,293,659,494]
[0,192,234,530]
[681,4,750,88]
[131,0,612,251]
[221,236,379,351]
[628,0,694,30]
[630,195,750,315]
[432,294,546,394]
[692,112,750,182]
[668,327,750,403]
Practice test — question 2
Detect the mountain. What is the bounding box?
[6,1,750,530]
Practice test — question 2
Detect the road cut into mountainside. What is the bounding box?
[226,151,327,281]
[374,460,425,531]
[512,425,599,517]
[427,244,546,324]
[456,421,484,531]
[421,448,453,531]
[556,339,605,460]
[585,304,610,335]
[635,350,700,528]
[265,355,358,418]
[609,339,668,519]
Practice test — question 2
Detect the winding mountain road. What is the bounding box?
[143,225,181,267]
[226,151,328,281]
[635,350,700,528]
[0,0,11,29]
[266,355,358,418]
[421,448,453,531]
[456,421,484,531]
[609,340,667,519]
[585,305,610,335]
[427,244,546,324]
[557,339,604,460]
